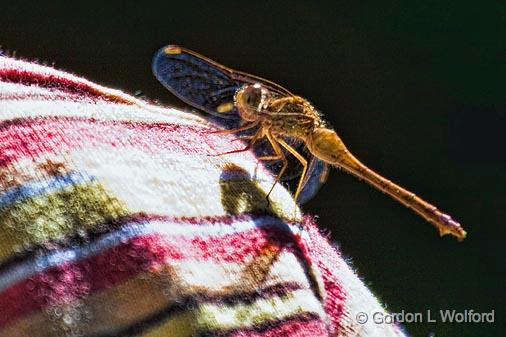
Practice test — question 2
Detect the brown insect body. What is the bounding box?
[234,83,467,241]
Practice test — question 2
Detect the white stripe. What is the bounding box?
[0,95,206,127]
[66,147,302,220]
[171,252,312,293]
[0,140,302,220]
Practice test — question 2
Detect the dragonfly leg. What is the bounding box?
[208,120,259,134]
[276,137,308,203]
[257,155,282,161]
[231,135,255,142]
[213,127,263,156]
[265,131,288,200]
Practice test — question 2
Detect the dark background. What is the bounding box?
[2,1,504,336]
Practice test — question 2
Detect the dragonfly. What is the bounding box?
[152,45,467,241]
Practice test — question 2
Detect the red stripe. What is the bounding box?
[0,224,302,327]
[0,117,244,167]
[0,65,134,104]
[228,316,329,337]
[0,214,297,274]
[0,91,87,102]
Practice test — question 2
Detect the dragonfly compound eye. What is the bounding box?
[234,83,270,121]
[238,83,267,111]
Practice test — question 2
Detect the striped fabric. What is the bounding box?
[0,56,406,337]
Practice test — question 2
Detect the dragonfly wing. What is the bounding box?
[153,45,243,120]
[153,45,294,120]
[153,45,325,202]
[296,156,329,204]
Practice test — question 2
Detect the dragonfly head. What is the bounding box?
[234,83,269,121]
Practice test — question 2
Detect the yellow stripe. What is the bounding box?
[138,288,326,336]
[0,179,129,262]
[138,311,197,337]
[195,288,326,331]
[0,310,55,337]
